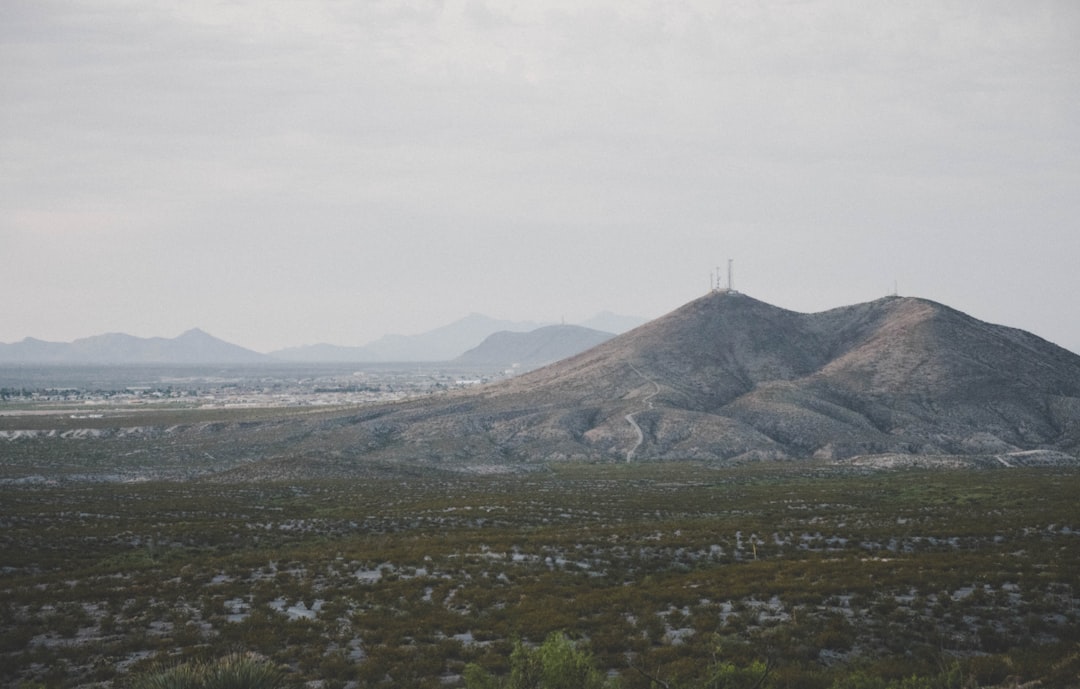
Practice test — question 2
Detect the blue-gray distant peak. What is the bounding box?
[0,329,267,364]
[456,324,615,369]
[271,314,550,363]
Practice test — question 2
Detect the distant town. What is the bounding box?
[0,362,512,413]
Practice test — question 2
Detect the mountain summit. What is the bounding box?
[325,292,1080,465]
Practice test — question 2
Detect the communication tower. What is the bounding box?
[712,260,737,294]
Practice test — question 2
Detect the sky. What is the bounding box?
[3,0,1079,354]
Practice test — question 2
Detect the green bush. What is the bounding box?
[706,659,771,689]
[128,662,202,689]
[128,652,287,689]
[828,665,962,689]
[828,671,887,689]
[465,632,611,689]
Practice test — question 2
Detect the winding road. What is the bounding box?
[625,363,661,462]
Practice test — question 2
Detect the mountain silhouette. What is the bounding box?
[271,314,548,362]
[0,328,268,364]
[455,325,615,369]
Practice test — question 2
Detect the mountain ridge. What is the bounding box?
[309,292,1080,465]
[0,329,268,364]
[455,324,615,369]
[271,313,549,363]
[0,310,644,365]
[270,311,646,363]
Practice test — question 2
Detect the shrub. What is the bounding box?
[828,670,887,689]
[128,652,287,689]
[465,632,611,689]
[705,659,772,689]
[127,661,202,689]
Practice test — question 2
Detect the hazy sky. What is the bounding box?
[3,1,1079,353]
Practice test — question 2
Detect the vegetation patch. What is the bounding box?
[0,464,1077,688]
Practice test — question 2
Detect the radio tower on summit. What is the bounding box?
[712,259,736,294]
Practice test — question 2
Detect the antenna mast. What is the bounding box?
[712,259,739,295]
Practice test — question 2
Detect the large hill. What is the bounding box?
[303,291,1080,466]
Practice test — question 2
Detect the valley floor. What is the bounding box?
[1,463,1078,688]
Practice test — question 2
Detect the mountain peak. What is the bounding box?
[177,327,213,339]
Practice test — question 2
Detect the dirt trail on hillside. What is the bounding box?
[625,363,661,462]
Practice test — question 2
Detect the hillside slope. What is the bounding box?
[318,292,1080,465]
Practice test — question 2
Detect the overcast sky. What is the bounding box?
[3,0,1079,353]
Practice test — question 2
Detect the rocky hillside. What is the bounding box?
[317,292,1080,465]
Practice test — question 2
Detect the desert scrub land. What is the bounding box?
[1,464,1078,688]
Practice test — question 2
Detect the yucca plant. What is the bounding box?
[129,653,287,689]
[127,662,203,689]
[203,652,287,689]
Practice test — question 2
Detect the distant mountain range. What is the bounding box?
[455,325,615,369]
[0,311,645,365]
[270,314,549,363]
[270,311,643,363]
[0,329,268,365]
